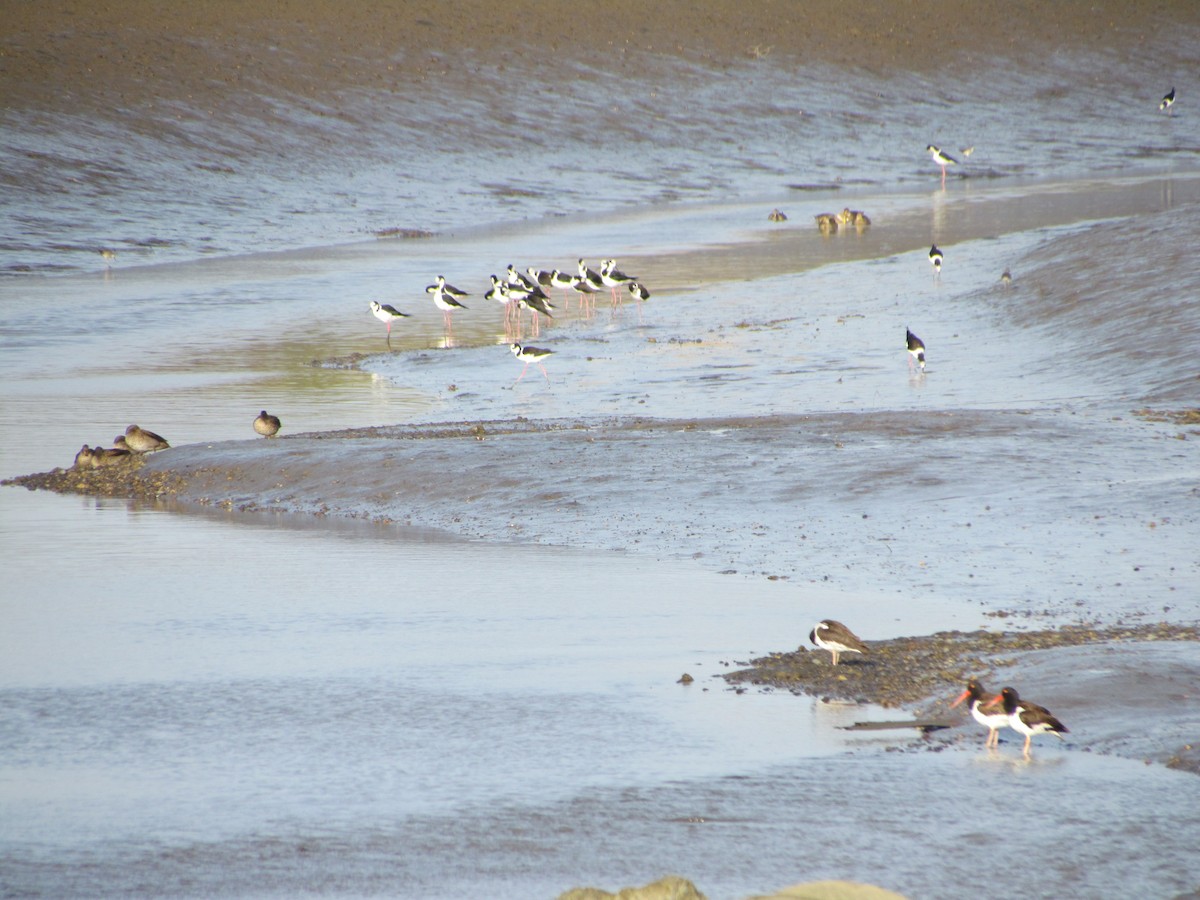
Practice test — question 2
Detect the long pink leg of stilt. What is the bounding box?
[515,363,530,383]
[538,364,550,383]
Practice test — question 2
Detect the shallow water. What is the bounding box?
[3,23,1200,900]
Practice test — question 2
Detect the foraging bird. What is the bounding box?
[253,410,281,438]
[1160,87,1176,114]
[808,619,869,666]
[985,687,1068,759]
[99,249,118,267]
[929,244,943,274]
[906,328,926,371]
[951,679,1010,748]
[814,213,839,234]
[370,300,410,338]
[122,424,170,452]
[510,343,553,383]
[1001,269,1012,287]
[926,145,959,184]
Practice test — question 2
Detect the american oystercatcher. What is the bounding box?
[985,687,1069,759]
[369,301,410,344]
[951,679,1009,748]
[122,424,170,452]
[510,343,553,383]
[929,244,943,274]
[1159,87,1176,114]
[926,145,959,185]
[906,328,926,372]
[808,619,869,666]
[253,410,281,438]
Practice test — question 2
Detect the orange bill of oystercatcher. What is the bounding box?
[985,687,1068,759]
[808,619,868,666]
[951,679,1009,748]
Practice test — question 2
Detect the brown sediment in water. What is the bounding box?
[3,0,1188,120]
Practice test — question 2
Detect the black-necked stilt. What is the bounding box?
[600,259,635,304]
[926,145,958,185]
[370,301,411,344]
[510,343,553,383]
[507,284,555,337]
[628,281,650,304]
[929,244,943,274]
[951,680,1010,748]
[428,285,468,331]
[571,267,603,316]
[527,267,555,291]
[254,410,281,438]
[809,620,869,666]
[122,424,170,452]
[429,275,469,300]
[906,328,926,371]
[984,687,1068,759]
[768,208,788,222]
[815,213,838,234]
[578,258,606,293]
[1160,87,1176,114]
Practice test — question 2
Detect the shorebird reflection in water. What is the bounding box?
[809,619,868,666]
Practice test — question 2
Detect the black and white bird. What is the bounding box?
[427,283,468,330]
[906,328,926,372]
[808,619,869,666]
[985,687,1069,759]
[628,281,651,304]
[370,301,411,341]
[1159,86,1176,114]
[951,679,1010,748]
[926,145,959,184]
[600,259,636,304]
[510,343,553,383]
[929,244,944,274]
[429,274,469,300]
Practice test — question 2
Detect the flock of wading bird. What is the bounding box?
[809,620,1069,759]
[369,258,651,383]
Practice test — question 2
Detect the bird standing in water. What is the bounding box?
[929,244,943,275]
[370,301,410,347]
[985,687,1069,759]
[906,328,926,372]
[926,145,958,185]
